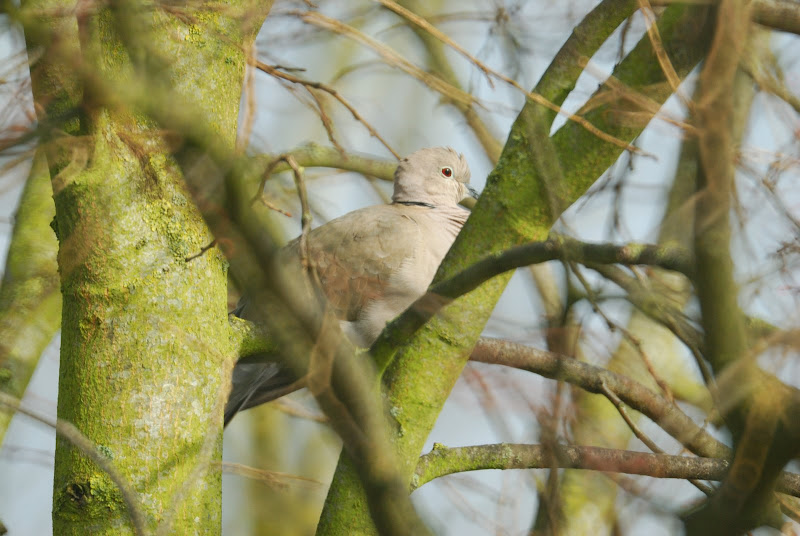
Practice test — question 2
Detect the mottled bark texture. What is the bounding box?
[19,1,270,533]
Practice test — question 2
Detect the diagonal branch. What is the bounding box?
[0,392,148,536]
[374,0,650,156]
[255,62,400,159]
[470,337,730,460]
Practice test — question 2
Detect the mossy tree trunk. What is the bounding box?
[0,149,61,445]
[19,1,270,533]
[317,4,712,535]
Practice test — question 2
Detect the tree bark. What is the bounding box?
[317,5,713,535]
[20,1,270,533]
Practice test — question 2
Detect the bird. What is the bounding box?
[225,147,477,426]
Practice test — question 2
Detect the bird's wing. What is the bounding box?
[278,204,423,322]
[224,356,297,426]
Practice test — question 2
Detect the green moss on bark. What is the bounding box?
[318,5,713,535]
[0,150,61,445]
[20,3,273,534]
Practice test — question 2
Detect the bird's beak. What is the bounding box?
[467,186,479,199]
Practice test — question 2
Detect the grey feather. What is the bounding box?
[224,147,476,425]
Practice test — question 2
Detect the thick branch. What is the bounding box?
[0,150,61,445]
[470,338,730,460]
[651,0,800,35]
[413,443,730,490]
[470,339,800,499]
[432,235,693,301]
[414,443,800,496]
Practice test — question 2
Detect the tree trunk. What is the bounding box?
[20,1,270,533]
[318,5,712,535]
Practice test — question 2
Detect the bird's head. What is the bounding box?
[392,146,477,207]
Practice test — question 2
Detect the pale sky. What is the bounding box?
[1,2,798,535]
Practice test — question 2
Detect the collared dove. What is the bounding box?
[225,147,477,425]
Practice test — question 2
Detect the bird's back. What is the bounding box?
[279,202,468,344]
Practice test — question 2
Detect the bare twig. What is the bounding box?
[222,461,323,489]
[250,155,297,216]
[236,43,257,153]
[299,10,477,107]
[636,0,690,106]
[255,61,400,159]
[570,265,677,404]
[305,87,346,155]
[368,1,652,157]
[285,155,313,272]
[578,56,696,135]
[374,0,494,87]
[185,240,217,262]
[600,380,664,454]
[588,263,718,389]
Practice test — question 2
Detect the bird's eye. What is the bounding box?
[440,167,453,178]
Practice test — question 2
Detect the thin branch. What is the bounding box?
[740,47,800,115]
[601,381,715,496]
[571,265,677,404]
[588,263,720,397]
[280,156,313,268]
[252,144,397,182]
[636,0,689,105]
[305,87,346,155]
[255,61,400,159]
[389,0,502,162]
[222,461,323,489]
[578,56,696,135]
[185,240,217,262]
[374,0,494,86]
[382,0,652,157]
[298,10,476,107]
[600,380,663,454]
